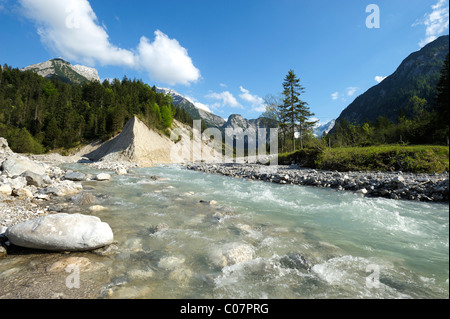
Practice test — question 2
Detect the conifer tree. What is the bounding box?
[279,70,317,151]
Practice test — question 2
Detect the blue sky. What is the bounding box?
[0,0,449,123]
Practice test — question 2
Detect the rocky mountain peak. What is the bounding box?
[21,58,100,84]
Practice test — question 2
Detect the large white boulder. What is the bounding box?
[5,213,114,251]
[1,156,46,177]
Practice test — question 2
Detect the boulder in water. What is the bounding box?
[95,173,111,181]
[280,253,311,271]
[64,171,86,181]
[210,242,254,268]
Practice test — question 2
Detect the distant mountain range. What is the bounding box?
[155,87,227,128]
[313,120,335,137]
[336,35,449,125]
[155,87,277,135]
[21,58,100,84]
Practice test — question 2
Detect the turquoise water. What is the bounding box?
[3,164,449,298]
[76,164,449,299]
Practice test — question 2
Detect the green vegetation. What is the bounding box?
[0,64,193,154]
[278,145,449,174]
[271,51,449,174]
[336,35,449,125]
[327,52,449,148]
[261,70,317,153]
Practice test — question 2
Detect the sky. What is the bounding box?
[0,0,449,124]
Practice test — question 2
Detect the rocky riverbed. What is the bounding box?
[0,137,126,257]
[186,163,449,202]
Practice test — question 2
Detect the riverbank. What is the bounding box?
[186,163,449,202]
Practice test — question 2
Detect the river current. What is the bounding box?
[1,164,449,298]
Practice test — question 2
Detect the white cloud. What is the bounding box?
[239,86,265,112]
[413,0,449,47]
[18,0,200,86]
[137,31,200,86]
[219,83,228,88]
[375,75,387,83]
[185,96,212,113]
[205,91,242,108]
[346,87,359,97]
[331,92,339,100]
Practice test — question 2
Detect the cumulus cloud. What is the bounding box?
[239,86,265,112]
[18,0,200,85]
[137,31,200,86]
[413,0,449,47]
[331,92,339,100]
[375,75,387,83]
[205,91,242,108]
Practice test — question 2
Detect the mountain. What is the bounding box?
[155,88,226,128]
[21,58,100,84]
[313,120,335,137]
[336,35,449,125]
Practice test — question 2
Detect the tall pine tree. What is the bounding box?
[279,70,317,151]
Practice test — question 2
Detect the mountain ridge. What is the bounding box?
[21,58,100,84]
[336,35,449,126]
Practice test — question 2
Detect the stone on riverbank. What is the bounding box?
[1,156,46,177]
[39,180,83,197]
[22,170,45,187]
[64,171,86,181]
[5,213,114,251]
[0,184,12,196]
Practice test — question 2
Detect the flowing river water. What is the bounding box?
[0,164,448,299]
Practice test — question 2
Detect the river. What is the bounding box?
[0,164,448,299]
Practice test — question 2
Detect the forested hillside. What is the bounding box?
[336,35,449,126]
[0,65,193,154]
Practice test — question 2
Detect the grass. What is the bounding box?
[277,145,449,173]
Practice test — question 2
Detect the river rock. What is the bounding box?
[280,253,311,271]
[210,243,254,268]
[148,223,169,234]
[0,184,12,196]
[22,170,45,187]
[356,188,368,195]
[64,171,86,181]
[95,173,111,181]
[0,245,6,258]
[1,156,46,177]
[40,180,83,196]
[5,213,114,251]
[116,168,127,176]
[200,199,218,206]
[71,192,97,205]
[12,188,33,198]
[46,256,92,272]
[8,176,27,190]
[158,256,185,270]
[89,205,107,212]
